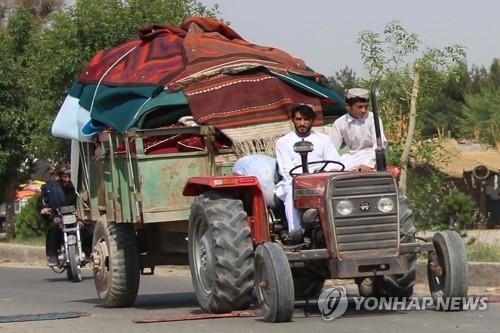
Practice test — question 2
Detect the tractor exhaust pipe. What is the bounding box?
[371,87,386,171]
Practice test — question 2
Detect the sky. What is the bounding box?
[201,0,499,77]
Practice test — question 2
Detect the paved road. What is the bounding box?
[0,265,499,333]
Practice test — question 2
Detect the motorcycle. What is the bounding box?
[49,205,86,282]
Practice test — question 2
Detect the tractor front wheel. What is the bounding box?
[254,242,295,322]
[427,230,468,310]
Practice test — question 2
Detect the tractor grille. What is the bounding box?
[330,174,399,259]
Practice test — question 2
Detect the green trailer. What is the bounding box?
[76,125,236,307]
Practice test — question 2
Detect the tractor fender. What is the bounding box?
[183,176,271,243]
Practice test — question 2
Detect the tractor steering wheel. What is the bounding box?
[289,160,345,177]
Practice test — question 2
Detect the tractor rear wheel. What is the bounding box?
[188,193,254,313]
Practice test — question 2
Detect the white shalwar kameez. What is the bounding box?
[275,130,342,232]
[328,112,388,169]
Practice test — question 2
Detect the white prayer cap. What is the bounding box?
[346,88,370,99]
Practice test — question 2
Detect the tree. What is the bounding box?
[357,21,466,194]
[0,0,221,239]
[328,66,359,99]
[358,21,418,143]
[489,58,500,89]
[0,6,38,238]
[358,21,421,195]
[461,88,500,148]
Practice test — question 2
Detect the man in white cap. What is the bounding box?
[328,88,388,171]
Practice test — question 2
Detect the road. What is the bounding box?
[0,265,499,333]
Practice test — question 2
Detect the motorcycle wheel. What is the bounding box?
[68,244,82,282]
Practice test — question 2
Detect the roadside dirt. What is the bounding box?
[432,139,500,177]
[324,280,500,296]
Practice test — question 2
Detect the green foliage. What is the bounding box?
[0,8,32,182]
[466,239,500,262]
[436,189,476,229]
[357,21,468,143]
[7,5,35,54]
[407,170,479,231]
[327,66,359,98]
[416,47,468,137]
[12,196,46,240]
[489,58,500,89]
[406,168,448,230]
[460,88,500,146]
[384,139,443,167]
[385,142,404,166]
[358,21,419,81]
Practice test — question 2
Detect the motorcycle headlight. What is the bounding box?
[377,197,394,213]
[67,235,77,245]
[336,200,354,216]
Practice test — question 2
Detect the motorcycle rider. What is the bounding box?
[37,165,78,266]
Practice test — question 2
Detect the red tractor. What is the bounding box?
[183,92,468,322]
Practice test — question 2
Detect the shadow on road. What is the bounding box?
[134,292,199,309]
[44,276,93,283]
[69,292,199,309]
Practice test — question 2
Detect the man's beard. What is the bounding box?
[295,126,312,137]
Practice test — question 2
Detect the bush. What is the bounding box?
[13,195,46,240]
[466,239,500,262]
[406,167,448,230]
[436,189,476,230]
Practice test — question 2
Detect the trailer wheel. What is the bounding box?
[255,242,294,322]
[92,220,140,307]
[364,195,417,297]
[188,194,254,313]
[427,230,468,310]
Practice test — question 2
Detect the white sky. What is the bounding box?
[201,0,500,77]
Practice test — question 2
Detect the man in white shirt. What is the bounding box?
[275,104,342,238]
[329,88,388,171]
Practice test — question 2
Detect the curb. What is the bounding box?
[0,243,499,287]
[0,243,46,264]
[416,260,499,287]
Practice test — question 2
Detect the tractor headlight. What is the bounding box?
[377,197,394,213]
[336,200,354,216]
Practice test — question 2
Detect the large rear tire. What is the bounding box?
[92,220,140,307]
[255,242,294,322]
[188,194,254,313]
